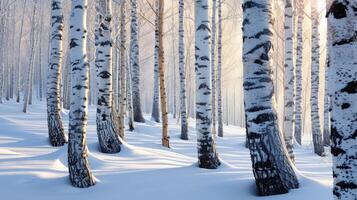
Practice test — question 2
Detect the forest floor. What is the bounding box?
[0,100,333,200]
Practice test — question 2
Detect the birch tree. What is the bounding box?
[23,0,38,113]
[130,0,145,123]
[178,0,188,140]
[127,55,135,131]
[217,0,223,137]
[194,0,220,169]
[16,0,27,103]
[68,0,96,188]
[310,0,324,156]
[46,0,67,146]
[95,0,122,153]
[156,0,169,148]
[211,0,217,136]
[283,0,295,162]
[151,0,160,123]
[327,1,357,199]
[118,0,127,138]
[294,0,303,145]
[242,0,299,195]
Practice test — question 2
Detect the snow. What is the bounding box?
[0,101,333,200]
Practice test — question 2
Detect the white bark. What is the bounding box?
[283,0,295,162]
[217,0,223,137]
[151,0,160,123]
[178,0,188,140]
[243,0,299,195]
[68,0,96,188]
[194,0,220,169]
[327,1,357,199]
[211,0,217,136]
[46,0,67,146]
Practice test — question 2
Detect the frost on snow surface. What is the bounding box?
[0,101,333,200]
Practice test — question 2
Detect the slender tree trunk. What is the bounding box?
[310,0,324,156]
[194,0,220,169]
[157,0,169,148]
[211,0,217,136]
[68,0,96,188]
[242,0,299,195]
[23,0,38,113]
[283,0,295,162]
[151,0,160,123]
[95,0,122,153]
[126,55,135,131]
[178,0,188,140]
[46,0,67,146]
[294,0,303,145]
[16,0,27,103]
[327,1,357,199]
[130,0,145,123]
[217,0,223,137]
[118,1,127,139]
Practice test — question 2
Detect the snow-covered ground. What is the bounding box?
[0,101,333,200]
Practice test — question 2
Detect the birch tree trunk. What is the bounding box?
[126,55,135,131]
[151,0,160,123]
[194,0,220,169]
[283,0,295,162]
[217,0,224,137]
[16,0,27,103]
[130,0,145,123]
[310,0,324,156]
[211,0,217,136]
[243,0,299,195]
[23,0,38,113]
[46,0,67,146]
[95,0,122,153]
[68,0,96,188]
[294,0,303,145]
[118,0,127,138]
[178,0,188,140]
[157,0,169,148]
[327,1,357,199]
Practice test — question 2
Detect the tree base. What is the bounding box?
[198,154,220,169]
[162,137,170,148]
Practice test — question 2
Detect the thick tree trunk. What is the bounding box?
[126,55,135,131]
[130,0,145,123]
[242,0,299,195]
[310,0,324,156]
[95,0,122,153]
[327,1,357,199]
[294,0,303,145]
[46,0,67,146]
[283,0,295,162]
[68,0,96,188]
[194,0,220,169]
[178,0,188,140]
[217,0,223,137]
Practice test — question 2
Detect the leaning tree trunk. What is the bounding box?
[118,0,127,138]
[23,0,38,113]
[178,0,188,140]
[46,0,67,146]
[68,0,96,188]
[242,0,299,196]
[294,0,303,145]
[327,1,357,199]
[130,0,145,123]
[310,0,324,156]
[95,0,121,153]
[151,0,160,123]
[217,0,223,137]
[157,0,169,148]
[194,0,220,169]
[211,0,217,136]
[283,0,295,162]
